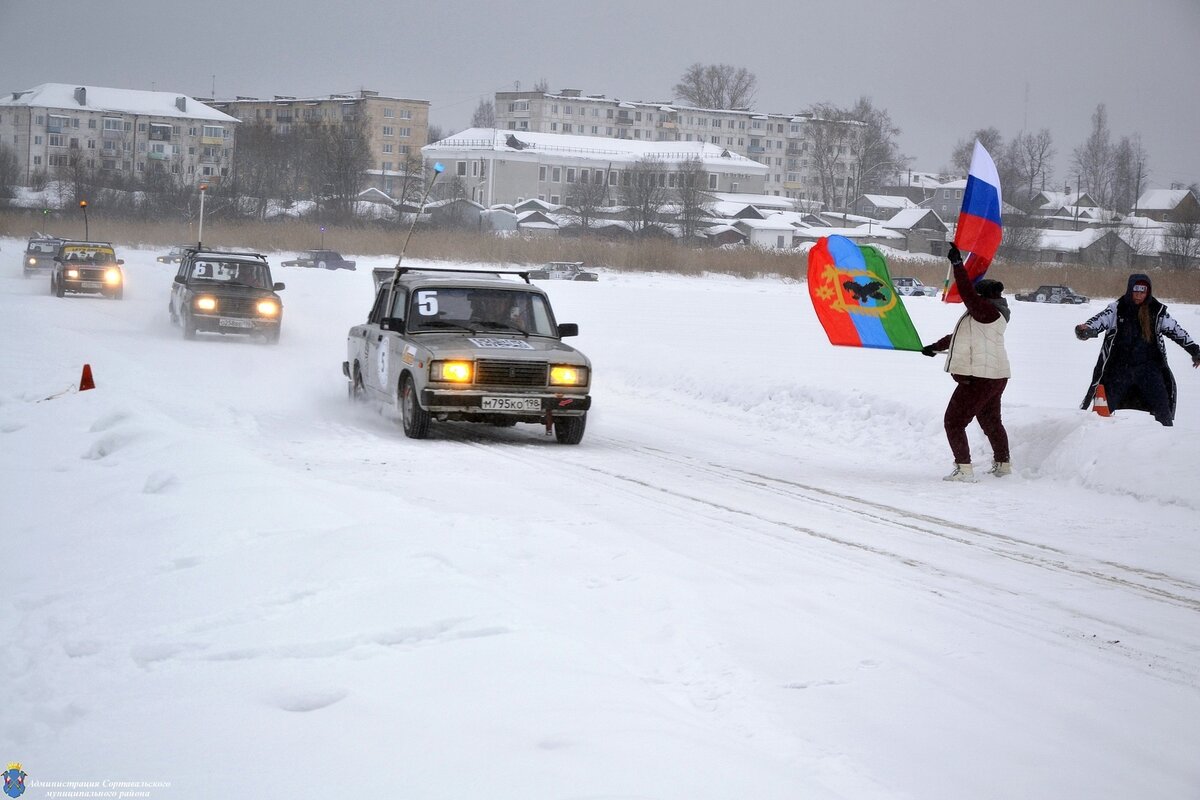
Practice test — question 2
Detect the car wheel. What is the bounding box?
[1035,293,1046,303]
[265,327,281,344]
[318,260,328,270]
[348,364,365,402]
[400,375,431,439]
[109,285,124,300]
[554,412,587,445]
[182,309,197,340]
[54,274,65,297]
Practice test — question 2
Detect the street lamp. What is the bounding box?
[320,225,326,249]
[79,200,89,239]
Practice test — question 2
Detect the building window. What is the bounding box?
[383,143,393,154]
[382,126,394,137]
[608,171,618,186]
[398,127,410,137]
[550,195,560,204]
[708,174,718,189]
[538,166,546,181]
[399,109,411,120]
[566,168,575,183]
[384,108,395,118]
[202,125,223,138]
[456,161,467,176]
[382,161,392,171]
[552,167,561,182]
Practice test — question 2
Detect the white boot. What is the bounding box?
[943,463,977,482]
[988,461,1012,477]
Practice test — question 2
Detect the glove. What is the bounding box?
[921,344,937,357]
[1075,324,1093,341]
[947,244,963,269]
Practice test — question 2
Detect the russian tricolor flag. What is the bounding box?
[945,140,1002,303]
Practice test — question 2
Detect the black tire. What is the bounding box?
[400,375,431,439]
[318,260,328,270]
[108,285,124,300]
[348,364,365,401]
[1035,293,1046,303]
[54,274,64,297]
[554,413,587,444]
[264,326,281,344]
[182,309,197,340]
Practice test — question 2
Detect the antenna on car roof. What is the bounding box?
[385,162,444,315]
[196,183,209,249]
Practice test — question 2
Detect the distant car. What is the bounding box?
[893,276,938,297]
[23,234,64,277]
[281,249,356,271]
[50,241,125,299]
[1015,285,1089,304]
[169,247,285,343]
[528,261,599,281]
[157,245,190,265]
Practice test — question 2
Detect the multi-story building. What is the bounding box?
[209,90,429,195]
[494,88,861,207]
[422,127,768,207]
[0,83,238,186]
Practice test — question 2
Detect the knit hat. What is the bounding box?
[975,279,1004,299]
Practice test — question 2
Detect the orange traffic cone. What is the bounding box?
[79,364,95,392]
[1093,384,1111,417]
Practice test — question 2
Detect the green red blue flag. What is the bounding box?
[945,140,1003,303]
[807,235,922,351]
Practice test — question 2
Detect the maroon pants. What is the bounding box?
[944,375,1009,464]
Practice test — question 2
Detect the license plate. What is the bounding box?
[81,281,103,289]
[481,396,541,411]
[218,318,254,328]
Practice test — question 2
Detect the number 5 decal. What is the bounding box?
[417,290,438,316]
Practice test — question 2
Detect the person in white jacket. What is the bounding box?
[921,246,1012,482]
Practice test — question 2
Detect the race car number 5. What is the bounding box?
[417,290,438,315]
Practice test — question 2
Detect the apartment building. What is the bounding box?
[0,83,238,186]
[209,90,429,195]
[422,128,768,207]
[494,88,861,207]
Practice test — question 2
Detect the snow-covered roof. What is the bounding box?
[706,192,796,210]
[1136,189,1193,210]
[424,128,766,172]
[1037,228,1110,251]
[793,225,904,241]
[862,194,918,209]
[887,171,952,189]
[757,211,813,228]
[880,208,946,231]
[735,218,796,232]
[935,178,968,189]
[818,211,875,226]
[0,83,238,123]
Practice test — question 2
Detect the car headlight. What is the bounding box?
[431,360,473,383]
[256,299,279,316]
[550,365,589,387]
[104,268,122,285]
[28,257,37,266]
[195,296,217,312]
[66,268,80,279]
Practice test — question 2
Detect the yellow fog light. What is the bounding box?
[256,299,279,316]
[66,268,80,279]
[195,296,217,312]
[104,268,122,285]
[550,365,588,386]
[432,360,473,383]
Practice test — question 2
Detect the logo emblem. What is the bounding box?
[3,763,27,798]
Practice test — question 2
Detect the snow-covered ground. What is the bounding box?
[2,237,1198,799]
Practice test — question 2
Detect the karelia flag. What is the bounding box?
[807,235,922,351]
[944,140,1003,303]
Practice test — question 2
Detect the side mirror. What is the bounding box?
[116,259,125,265]
[382,317,404,331]
[273,282,285,291]
[558,323,579,337]
[174,275,186,285]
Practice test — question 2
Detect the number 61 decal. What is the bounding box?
[416,290,438,315]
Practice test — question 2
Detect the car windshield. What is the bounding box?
[59,245,115,263]
[405,287,555,336]
[189,259,272,289]
[29,241,59,253]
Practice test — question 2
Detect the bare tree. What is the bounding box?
[471,98,496,128]
[1073,103,1115,208]
[620,156,670,232]
[562,165,610,233]
[673,63,757,109]
[996,214,1043,262]
[951,127,1004,174]
[0,143,18,198]
[848,97,907,196]
[305,115,373,220]
[1162,205,1200,268]
[532,78,550,93]
[426,124,445,144]
[1008,128,1055,210]
[675,156,712,241]
[806,103,857,210]
[1111,134,1150,214]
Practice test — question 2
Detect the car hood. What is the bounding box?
[410,332,588,362]
[191,285,281,301]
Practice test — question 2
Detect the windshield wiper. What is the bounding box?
[418,320,478,333]
[474,321,529,336]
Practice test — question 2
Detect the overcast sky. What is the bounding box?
[2,0,1198,189]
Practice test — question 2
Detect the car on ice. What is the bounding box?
[281,249,357,271]
[156,244,190,265]
[23,234,64,277]
[527,261,599,281]
[343,267,591,443]
[893,276,938,297]
[1015,285,1088,304]
[169,248,285,342]
[50,241,125,299]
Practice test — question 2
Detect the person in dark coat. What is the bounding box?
[1075,273,1200,426]
[921,246,1012,482]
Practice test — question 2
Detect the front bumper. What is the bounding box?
[192,313,282,335]
[420,389,590,417]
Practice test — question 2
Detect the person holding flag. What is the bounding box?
[922,246,1012,482]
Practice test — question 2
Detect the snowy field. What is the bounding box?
[2,237,1199,799]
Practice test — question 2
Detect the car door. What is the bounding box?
[362,286,404,402]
